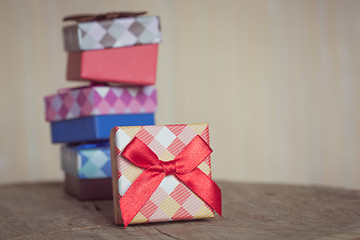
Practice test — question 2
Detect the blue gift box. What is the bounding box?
[51,113,155,143]
[61,142,111,179]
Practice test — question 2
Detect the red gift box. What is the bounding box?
[67,44,158,85]
[110,123,222,227]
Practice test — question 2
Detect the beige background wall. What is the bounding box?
[0,0,359,188]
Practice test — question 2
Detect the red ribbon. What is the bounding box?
[119,135,222,228]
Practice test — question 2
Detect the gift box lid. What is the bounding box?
[110,123,222,227]
[63,12,162,52]
[44,84,157,122]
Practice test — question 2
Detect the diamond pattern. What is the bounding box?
[128,21,145,37]
[182,193,205,216]
[61,144,111,179]
[76,91,87,106]
[167,138,186,156]
[104,89,117,106]
[108,21,126,38]
[44,85,157,122]
[119,90,133,105]
[159,176,179,194]
[154,127,176,148]
[159,196,181,217]
[170,184,192,205]
[139,200,158,219]
[135,90,147,104]
[172,206,193,220]
[99,33,116,47]
[64,15,162,51]
[86,22,107,41]
[112,123,214,225]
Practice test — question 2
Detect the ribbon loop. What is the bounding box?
[161,161,176,175]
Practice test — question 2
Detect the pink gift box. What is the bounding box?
[66,44,158,85]
[44,85,157,122]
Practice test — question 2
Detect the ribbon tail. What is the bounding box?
[176,168,222,216]
[120,170,165,228]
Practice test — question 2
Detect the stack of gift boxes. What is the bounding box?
[44,12,162,200]
[44,11,222,227]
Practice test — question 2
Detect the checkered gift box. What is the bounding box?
[110,123,221,227]
[44,85,157,122]
[61,143,111,179]
[63,15,162,51]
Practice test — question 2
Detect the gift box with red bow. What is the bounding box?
[109,123,222,227]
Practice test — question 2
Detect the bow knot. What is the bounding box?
[161,161,176,175]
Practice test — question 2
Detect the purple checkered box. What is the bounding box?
[44,84,157,122]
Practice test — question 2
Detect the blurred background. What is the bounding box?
[0,0,359,188]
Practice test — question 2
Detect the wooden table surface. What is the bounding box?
[1,181,360,240]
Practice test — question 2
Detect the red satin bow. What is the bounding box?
[119,135,222,228]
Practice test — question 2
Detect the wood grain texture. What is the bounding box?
[1,181,360,240]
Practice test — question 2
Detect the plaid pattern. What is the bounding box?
[64,15,162,51]
[113,123,214,225]
[61,144,111,179]
[44,85,157,122]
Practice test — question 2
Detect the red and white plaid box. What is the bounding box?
[110,123,222,227]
